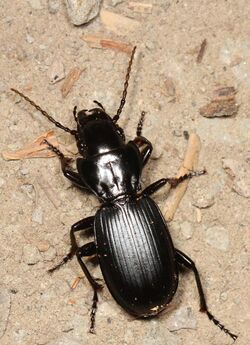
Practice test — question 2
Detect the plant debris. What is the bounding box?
[196,39,207,63]
[61,67,83,97]
[199,86,239,118]
[128,2,153,13]
[2,130,59,160]
[81,34,133,53]
[163,133,203,222]
[100,9,140,35]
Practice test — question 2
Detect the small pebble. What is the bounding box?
[150,134,164,159]
[205,225,229,251]
[0,177,5,188]
[166,306,197,331]
[20,183,34,195]
[180,221,194,240]
[192,188,215,209]
[32,207,43,225]
[0,290,11,338]
[48,0,60,13]
[42,247,57,261]
[220,291,228,301]
[27,0,43,10]
[36,240,50,252]
[111,0,123,6]
[65,0,102,26]
[222,158,250,198]
[26,34,34,44]
[19,168,29,176]
[22,244,41,265]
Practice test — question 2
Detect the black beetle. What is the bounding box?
[11,47,237,341]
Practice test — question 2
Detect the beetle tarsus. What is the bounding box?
[206,310,238,342]
[89,289,99,334]
[176,249,238,342]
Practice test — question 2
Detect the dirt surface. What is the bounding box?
[0,1,249,345]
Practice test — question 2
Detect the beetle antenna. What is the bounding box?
[11,88,76,135]
[113,46,136,123]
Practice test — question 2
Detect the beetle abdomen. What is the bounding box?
[94,196,178,316]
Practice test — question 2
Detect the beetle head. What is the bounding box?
[75,107,125,157]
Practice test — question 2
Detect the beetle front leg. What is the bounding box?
[44,139,89,190]
[133,136,153,167]
[176,249,238,341]
[48,216,94,273]
[76,242,103,334]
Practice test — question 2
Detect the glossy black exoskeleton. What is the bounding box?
[11,47,237,341]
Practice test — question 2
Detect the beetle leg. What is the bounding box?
[141,170,207,196]
[48,216,94,273]
[76,242,103,334]
[43,139,89,190]
[176,249,238,342]
[133,136,153,167]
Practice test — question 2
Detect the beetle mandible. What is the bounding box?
[11,47,238,341]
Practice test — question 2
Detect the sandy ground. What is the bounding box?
[0,1,249,345]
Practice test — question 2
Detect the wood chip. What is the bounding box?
[199,86,239,118]
[100,9,140,35]
[128,2,152,13]
[196,39,207,64]
[161,77,177,102]
[81,34,133,54]
[163,133,202,222]
[2,130,59,160]
[61,67,83,98]
[71,276,82,290]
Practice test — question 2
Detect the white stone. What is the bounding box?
[65,0,102,26]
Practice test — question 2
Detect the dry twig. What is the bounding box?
[163,133,202,222]
[61,67,83,98]
[81,35,133,54]
[2,130,58,160]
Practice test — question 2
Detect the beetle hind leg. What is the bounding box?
[76,242,103,333]
[176,249,238,341]
[48,216,94,273]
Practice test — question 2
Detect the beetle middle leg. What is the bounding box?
[48,216,94,273]
[176,249,238,341]
[76,242,103,333]
[141,170,206,196]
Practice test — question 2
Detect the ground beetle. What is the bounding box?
[11,47,237,341]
